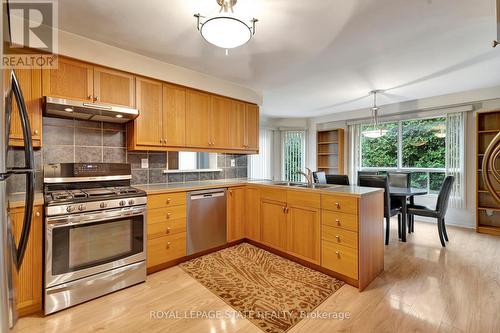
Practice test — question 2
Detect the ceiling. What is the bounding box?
[58,0,500,117]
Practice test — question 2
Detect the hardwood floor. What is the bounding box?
[14,220,500,333]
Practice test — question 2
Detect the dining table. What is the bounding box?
[389,187,428,242]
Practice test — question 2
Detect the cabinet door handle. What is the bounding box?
[35,211,40,217]
[94,96,99,102]
[88,94,93,100]
[282,206,286,213]
[166,241,171,249]
[34,129,39,135]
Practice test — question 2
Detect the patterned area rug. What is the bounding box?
[180,243,344,333]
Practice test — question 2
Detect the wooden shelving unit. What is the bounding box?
[476,110,500,236]
[317,129,344,174]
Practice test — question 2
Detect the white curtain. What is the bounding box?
[248,128,273,180]
[348,124,361,185]
[445,112,465,208]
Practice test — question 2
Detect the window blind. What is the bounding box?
[282,130,306,182]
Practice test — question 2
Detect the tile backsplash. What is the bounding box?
[9,116,248,192]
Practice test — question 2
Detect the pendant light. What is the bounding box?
[362,90,388,139]
[194,0,258,50]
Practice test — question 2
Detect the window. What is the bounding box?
[360,117,447,194]
[282,130,306,182]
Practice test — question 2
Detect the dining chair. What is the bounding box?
[388,171,413,232]
[387,172,411,188]
[313,171,327,184]
[326,174,350,185]
[357,171,379,184]
[407,176,455,247]
[359,175,403,245]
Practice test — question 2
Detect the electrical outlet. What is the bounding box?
[230,158,236,167]
[141,158,149,169]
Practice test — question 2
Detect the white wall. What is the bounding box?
[56,29,262,105]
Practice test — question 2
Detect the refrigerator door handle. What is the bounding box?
[10,70,35,270]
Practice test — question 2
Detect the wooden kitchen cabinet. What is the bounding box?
[10,205,43,316]
[163,83,186,147]
[7,67,42,147]
[185,89,211,148]
[286,205,321,265]
[130,77,163,148]
[210,96,232,149]
[229,101,246,150]
[43,56,136,109]
[42,57,93,102]
[245,103,259,151]
[260,199,287,251]
[93,66,135,108]
[245,187,261,241]
[227,187,246,242]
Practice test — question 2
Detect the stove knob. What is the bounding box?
[119,200,126,206]
[78,204,86,211]
[128,199,135,205]
[100,202,107,209]
[66,206,75,213]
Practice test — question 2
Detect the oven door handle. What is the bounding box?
[47,208,146,228]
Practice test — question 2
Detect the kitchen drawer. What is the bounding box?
[321,195,358,215]
[322,241,358,280]
[322,210,358,232]
[287,190,320,209]
[147,232,186,268]
[147,218,186,239]
[260,187,286,203]
[322,225,358,249]
[147,192,186,209]
[148,206,186,224]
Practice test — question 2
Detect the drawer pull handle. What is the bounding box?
[166,227,171,234]
[335,219,340,226]
[166,198,171,204]
[335,251,340,257]
[335,202,340,209]
[166,241,171,249]
[35,211,40,217]
[335,235,340,242]
[166,213,171,219]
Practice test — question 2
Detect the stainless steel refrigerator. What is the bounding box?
[1,4,36,332]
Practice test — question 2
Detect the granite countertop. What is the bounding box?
[8,192,45,209]
[137,179,383,197]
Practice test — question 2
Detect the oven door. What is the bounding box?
[45,206,146,288]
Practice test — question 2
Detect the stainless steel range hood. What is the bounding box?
[43,97,139,123]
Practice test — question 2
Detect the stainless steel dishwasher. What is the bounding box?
[187,188,227,255]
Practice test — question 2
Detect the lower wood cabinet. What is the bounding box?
[322,241,358,279]
[10,205,43,316]
[227,187,246,242]
[146,192,187,270]
[245,186,261,242]
[259,190,321,265]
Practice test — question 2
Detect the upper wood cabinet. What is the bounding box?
[7,67,42,147]
[132,77,163,147]
[227,187,246,242]
[11,206,43,317]
[42,57,135,108]
[245,104,259,151]
[229,101,246,150]
[210,96,232,149]
[42,57,93,102]
[163,84,186,147]
[185,89,211,149]
[93,66,135,108]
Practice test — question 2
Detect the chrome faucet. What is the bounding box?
[296,167,314,186]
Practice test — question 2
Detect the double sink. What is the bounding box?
[272,182,338,189]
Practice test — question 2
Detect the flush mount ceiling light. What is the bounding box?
[194,0,258,49]
[362,90,388,139]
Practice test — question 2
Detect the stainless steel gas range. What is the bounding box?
[43,163,147,314]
